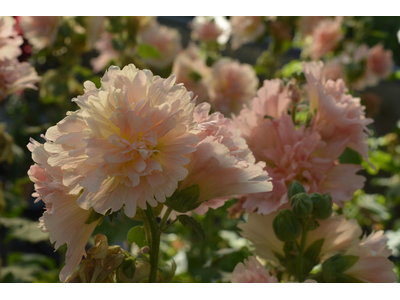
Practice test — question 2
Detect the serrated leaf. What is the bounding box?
[281,60,302,78]
[164,184,201,213]
[127,226,147,248]
[137,43,161,59]
[177,215,206,241]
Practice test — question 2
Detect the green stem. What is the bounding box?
[160,207,172,232]
[292,103,298,125]
[143,203,160,283]
[297,221,309,282]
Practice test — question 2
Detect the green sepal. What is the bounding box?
[177,215,206,241]
[164,184,201,213]
[306,219,320,231]
[272,209,302,243]
[322,254,359,283]
[303,238,324,264]
[287,180,306,200]
[127,226,148,248]
[85,209,105,225]
[290,192,313,218]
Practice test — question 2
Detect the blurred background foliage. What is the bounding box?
[1,16,400,283]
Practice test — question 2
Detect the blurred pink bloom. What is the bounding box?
[83,16,105,51]
[367,44,393,78]
[190,16,231,45]
[187,102,271,214]
[310,17,342,59]
[239,213,362,265]
[138,24,181,69]
[171,43,210,104]
[91,32,119,73]
[43,64,198,218]
[298,16,325,38]
[208,58,258,116]
[343,231,397,283]
[231,256,278,283]
[322,58,344,82]
[0,58,40,101]
[0,16,23,61]
[19,16,60,50]
[230,16,265,50]
[303,61,373,161]
[28,139,100,282]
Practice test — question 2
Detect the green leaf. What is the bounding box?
[85,209,105,225]
[127,226,147,248]
[303,238,324,264]
[177,215,206,241]
[281,60,302,78]
[339,147,363,164]
[164,184,201,213]
[0,217,49,243]
[137,43,161,59]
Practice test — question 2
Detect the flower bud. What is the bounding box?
[287,180,306,200]
[310,193,332,220]
[273,209,303,243]
[290,192,313,218]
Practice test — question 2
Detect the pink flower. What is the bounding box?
[367,44,393,78]
[303,61,373,160]
[90,32,119,73]
[28,138,100,282]
[43,64,199,218]
[310,17,342,59]
[0,58,40,101]
[186,102,271,214]
[19,16,60,50]
[322,58,344,82]
[171,43,210,104]
[208,58,258,116]
[138,24,181,69]
[82,16,106,51]
[190,16,231,45]
[298,16,325,38]
[343,231,397,283]
[239,213,362,264]
[230,16,265,50]
[0,16,23,61]
[231,256,278,283]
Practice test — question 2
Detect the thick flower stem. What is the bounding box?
[143,203,161,283]
[297,221,309,282]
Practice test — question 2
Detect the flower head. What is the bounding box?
[43,64,199,218]
[310,17,342,59]
[91,32,119,73]
[367,44,393,79]
[172,43,210,104]
[230,16,265,50]
[19,16,61,50]
[208,58,258,116]
[138,24,181,69]
[190,16,231,45]
[0,16,23,61]
[231,256,278,283]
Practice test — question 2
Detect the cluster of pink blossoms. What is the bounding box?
[231,61,372,215]
[0,16,40,102]
[28,64,272,281]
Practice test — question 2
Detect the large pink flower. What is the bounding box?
[310,17,342,59]
[230,16,265,50]
[0,16,23,61]
[138,23,181,69]
[19,16,60,50]
[43,64,199,218]
[171,43,210,104]
[28,138,100,282]
[187,102,271,214]
[343,231,397,283]
[231,256,278,283]
[298,16,325,38]
[303,61,373,160]
[208,58,258,116]
[0,58,40,102]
